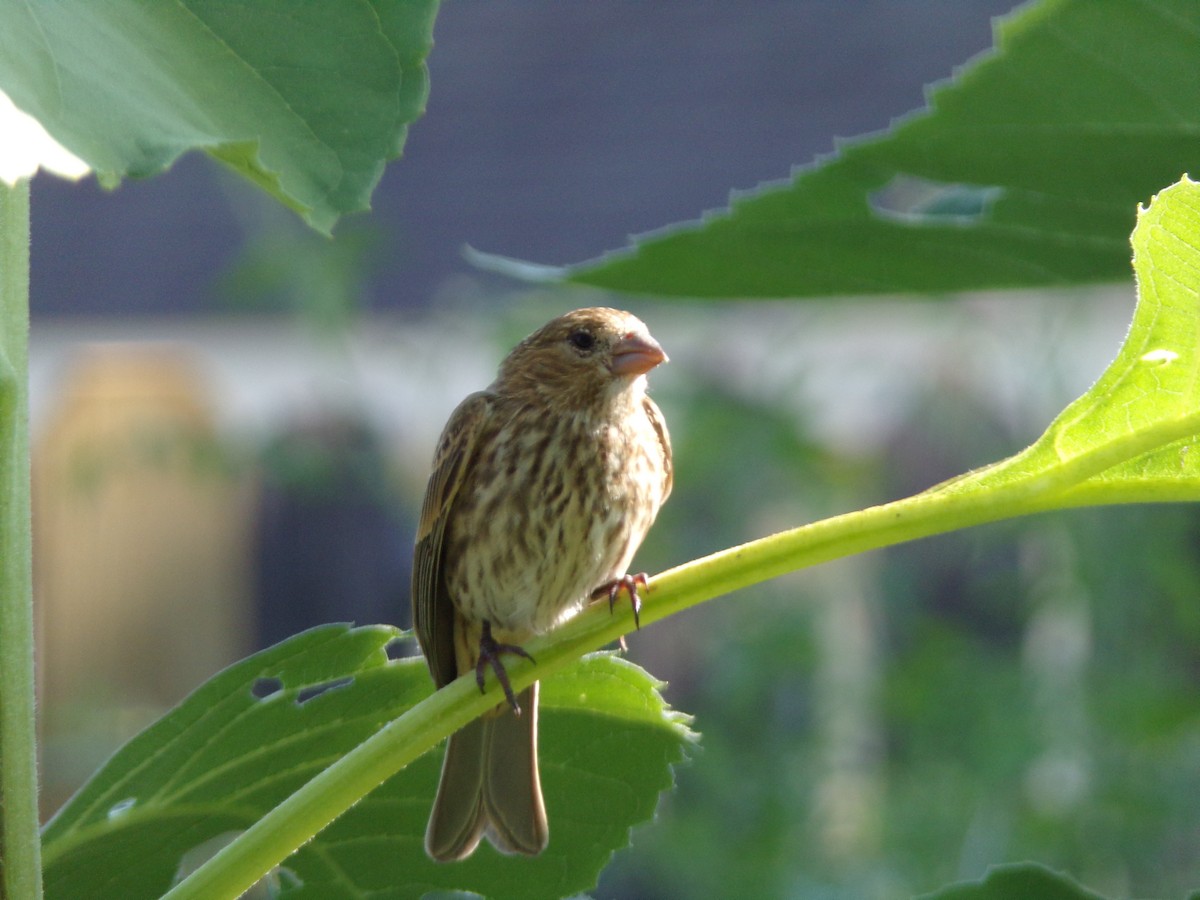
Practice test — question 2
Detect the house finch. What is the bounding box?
[412,307,673,861]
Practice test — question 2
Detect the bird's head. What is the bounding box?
[495,307,667,408]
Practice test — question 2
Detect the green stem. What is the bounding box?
[0,178,43,900]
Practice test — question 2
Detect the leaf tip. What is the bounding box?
[463,245,568,282]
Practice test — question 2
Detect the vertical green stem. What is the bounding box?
[0,177,43,899]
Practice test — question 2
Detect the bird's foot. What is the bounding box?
[475,621,535,715]
[592,573,648,651]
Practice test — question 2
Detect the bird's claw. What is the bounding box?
[592,573,648,651]
[475,621,534,715]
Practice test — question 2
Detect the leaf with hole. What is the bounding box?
[555,0,1200,298]
[41,624,695,899]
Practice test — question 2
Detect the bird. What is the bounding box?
[412,307,673,861]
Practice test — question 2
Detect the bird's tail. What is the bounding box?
[425,683,548,861]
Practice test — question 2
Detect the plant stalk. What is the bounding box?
[0,177,43,899]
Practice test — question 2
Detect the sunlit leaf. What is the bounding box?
[0,88,88,185]
[927,176,1200,505]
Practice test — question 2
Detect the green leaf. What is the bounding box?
[0,0,439,232]
[915,862,1108,900]
[561,0,1200,297]
[42,625,695,900]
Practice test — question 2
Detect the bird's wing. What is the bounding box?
[413,391,495,688]
[643,394,673,502]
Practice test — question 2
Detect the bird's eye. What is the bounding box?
[567,329,597,353]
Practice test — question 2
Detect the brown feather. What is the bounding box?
[413,392,494,688]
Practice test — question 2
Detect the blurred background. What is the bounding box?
[26,1,1200,897]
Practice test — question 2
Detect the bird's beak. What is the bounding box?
[610,332,668,377]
